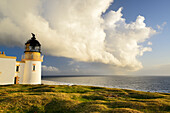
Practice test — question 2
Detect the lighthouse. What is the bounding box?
[21,33,43,84]
[0,33,43,85]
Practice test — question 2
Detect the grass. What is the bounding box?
[0,84,170,113]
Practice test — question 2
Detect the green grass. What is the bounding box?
[0,84,170,113]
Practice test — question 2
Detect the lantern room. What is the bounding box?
[25,33,41,53]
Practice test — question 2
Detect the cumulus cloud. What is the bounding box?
[42,65,59,72]
[104,8,155,70]
[0,0,156,71]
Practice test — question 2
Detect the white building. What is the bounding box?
[0,33,43,85]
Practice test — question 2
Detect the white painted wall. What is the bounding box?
[23,60,41,84]
[0,58,16,85]
[15,62,25,84]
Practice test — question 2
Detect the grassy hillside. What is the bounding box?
[0,84,170,113]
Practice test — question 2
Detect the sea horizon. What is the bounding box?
[42,75,170,77]
[42,75,170,93]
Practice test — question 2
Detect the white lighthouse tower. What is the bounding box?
[22,33,43,84]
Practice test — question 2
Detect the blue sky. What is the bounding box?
[111,0,170,75]
[112,0,170,65]
[0,0,170,75]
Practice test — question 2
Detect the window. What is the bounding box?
[16,66,19,72]
[35,46,40,51]
[33,65,36,71]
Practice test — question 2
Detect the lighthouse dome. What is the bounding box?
[25,33,41,53]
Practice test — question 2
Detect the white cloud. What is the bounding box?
[42,65,59,72]
[148,42,152,45]
[0,0,156,71]
[104,8,156,70]
[157,25,161,30]
[157,22,167,30]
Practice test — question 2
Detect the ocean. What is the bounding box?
[42,76,170,93]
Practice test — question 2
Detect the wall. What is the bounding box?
[15,62,25,84]
[0,58,16,85]
[23,60,41,84]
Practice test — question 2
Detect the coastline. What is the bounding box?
[1,83,170,112]
[41,80,169,93]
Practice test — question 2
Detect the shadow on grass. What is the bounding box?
[90,86,105,90]
[28,85,56,92]
[44,99,76,113]
[82,95,106,100]
[128,92,164,99]
[0,84,14,87]
[26,105,43,113]
[0,97,13,103]
[27,93,42,95]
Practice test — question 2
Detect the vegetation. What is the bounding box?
[0,84,170,113]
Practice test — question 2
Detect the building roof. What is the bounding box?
[0,52,16,59]
[16,61,25,63]
[25,33,41,46]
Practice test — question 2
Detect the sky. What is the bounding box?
[0,0,170,76]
